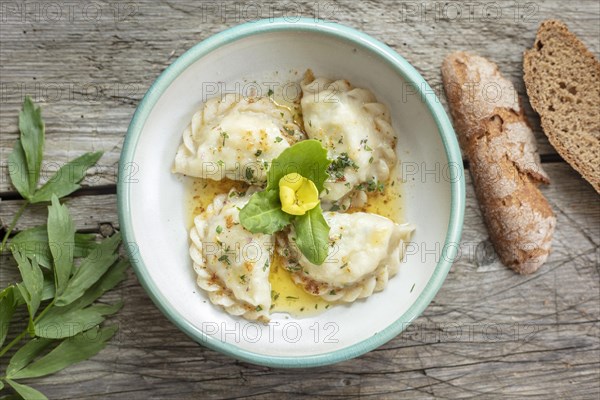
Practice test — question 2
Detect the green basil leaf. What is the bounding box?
[34,301,122,339]
[30,151,103,203]
[7,140,31,199]
[4,379,48,400]
[239,189,291,234]
[0,381,3,391]
[18,96,45,194]
[10,225,97,269]
[9,325,117,380]
[0,287,17,348]
[292,205,330,265]
[47,195,75,296]
[13,251,43,324]
[55,233,121,306]
[6,337,53,378]
[266,139,331,193]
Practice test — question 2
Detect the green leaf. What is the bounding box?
[72,259,128,309]
[55,234,121,306]
[30,151,103,203]
[7,140,31,199]
[41,277,55,301]
[10,325,118,380]
[1,394,24,400]
[47,195,75,296]
[35,301,122,339]
[292,205,330,265]
[10,225,97,269]
[5,379,48,400]
[13,251,44,327]
[6,337,53,377]
[0,287,17,348]
[266,139,331,193]
[239,190,291,234]
[18,96,45,194]
[0,381,3,391]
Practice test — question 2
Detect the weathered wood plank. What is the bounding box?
[1,1,599,398]
[1,162,598,399]
[2,0,599,191]
[0,193,118,232]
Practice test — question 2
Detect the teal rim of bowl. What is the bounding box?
[118,18,465,368]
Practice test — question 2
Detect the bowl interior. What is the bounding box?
[122,23,460,366]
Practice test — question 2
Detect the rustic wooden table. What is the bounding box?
[1,1,599,398]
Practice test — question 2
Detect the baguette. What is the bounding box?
[442,51,556,274]
[523,19,600,193]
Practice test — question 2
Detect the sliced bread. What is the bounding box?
[523,19,600,193]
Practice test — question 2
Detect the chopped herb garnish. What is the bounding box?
[256,305,263,312]
[369,156,374,164]
[263,259,269,272]
[328,153,359,181]
[245,167,254,181]
[220,131,229,146]
[216,225,223,234]
[286,296,299,300]
[267,88,274,97]
[410,283,415,293]
[329,290,336,295]
[272,290,280,301]
[274,136,283,143]
[216,160,224,167]
[255,149,263,157]
[218,254,231,265]
[340,263,348,269]
[283,126,295,136]
[240,274,246,283]
[330,204,340,211]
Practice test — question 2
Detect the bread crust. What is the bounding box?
[523,19,600,193]
[442,51,556,274]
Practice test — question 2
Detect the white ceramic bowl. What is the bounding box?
[118,18,465,367]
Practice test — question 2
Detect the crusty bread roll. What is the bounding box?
[442,51,556,274]
[523,20,600,193]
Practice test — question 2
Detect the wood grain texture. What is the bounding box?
[1,0,599,399]
[1,0,599,192]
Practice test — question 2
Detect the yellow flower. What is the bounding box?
[279,173,320,216]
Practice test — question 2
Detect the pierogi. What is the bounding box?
[189,189,273,321]
[174,94,305,184]
[176,72,414,322]
[301,71,397,206]
[277,212,415,302]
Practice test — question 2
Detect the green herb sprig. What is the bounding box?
[239,140,331,265]
[0,97,128,399]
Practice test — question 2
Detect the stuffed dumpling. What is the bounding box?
[277,211,414,302]
[301,71,398,206]
[174,94,305,184]
[190,188,274,321]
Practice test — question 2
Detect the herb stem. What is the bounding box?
[0,330,26,359]
[0,200,29,254]
[0,299,54,358]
